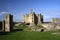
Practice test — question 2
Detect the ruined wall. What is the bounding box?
[36,14,43,25]
[23,14,29,23]
[23,9,43,26]
[52,18,60,23]
[4,14,13,32]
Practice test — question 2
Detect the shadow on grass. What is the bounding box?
[13,29,24,32]
[0,29,24,35]
[0,32,11,35]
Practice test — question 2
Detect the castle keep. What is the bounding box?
[23,9,43,26]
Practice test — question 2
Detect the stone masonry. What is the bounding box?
[23,9,43,26]
[2,14,13,32]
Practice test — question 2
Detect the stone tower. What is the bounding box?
[23,14,29,23]
[29,9,35,26]
[23,9,43,26]
[4,14,13,32]
[37,13,43,25]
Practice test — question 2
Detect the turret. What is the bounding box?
[29,9,35,26]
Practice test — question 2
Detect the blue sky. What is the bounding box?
[0,0,60,22]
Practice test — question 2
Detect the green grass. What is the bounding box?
[14,25,31,31]
[0,31,60,40]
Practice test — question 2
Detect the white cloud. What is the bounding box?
[0,12,10,15]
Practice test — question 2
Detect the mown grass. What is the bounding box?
[0,30,60,40]
[0,25,60,40]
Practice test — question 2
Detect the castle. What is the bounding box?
[0,9,60,32]
[23,9,60,31]
[23,9,43,26]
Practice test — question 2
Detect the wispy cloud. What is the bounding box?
[0,12,10,15]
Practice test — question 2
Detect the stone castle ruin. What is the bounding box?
[0,9,60,32]
[0,14,13,32]
[23,9,60,31]
[23,9,43,26]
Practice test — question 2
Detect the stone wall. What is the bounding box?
[23,9,43,26]
[52,18,60,23]
[3,14,13,32]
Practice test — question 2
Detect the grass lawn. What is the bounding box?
[0,30,60,40]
